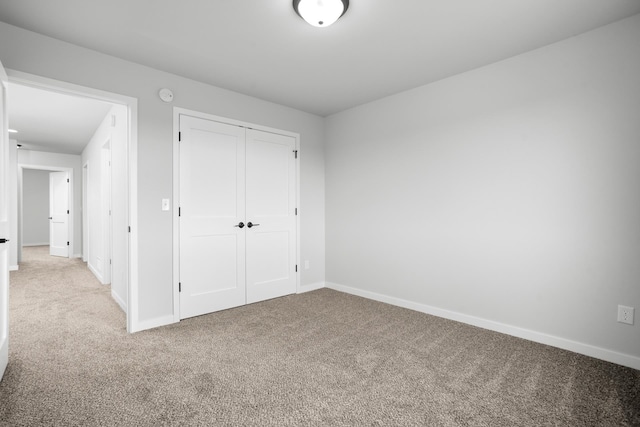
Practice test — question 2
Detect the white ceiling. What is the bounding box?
[1,0,639,120]
[7,83,113,154]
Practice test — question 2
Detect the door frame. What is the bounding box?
[82,162,88,262]
[17,165,72,259]
[0,58,9,382]
[101,139,112,285]
[172,107,301,322]
[7,69,139,333]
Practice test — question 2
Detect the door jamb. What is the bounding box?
[82,162,88,262]
[172,107,301,323]
[101,139,112,285]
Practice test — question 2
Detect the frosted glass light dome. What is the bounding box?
[293,0,349,28]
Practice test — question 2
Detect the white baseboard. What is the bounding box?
[130,314,176,333]
[111,289,127,313]
[9,265,18,271]
[22,242,49,247]
[73,253,82,259]
[326,282,640,371]
[87,262,104,284]
[298,281,325,293]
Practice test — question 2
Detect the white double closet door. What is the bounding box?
[179,115,297,319]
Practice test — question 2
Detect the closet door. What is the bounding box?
[245,129,297,304]
[179,116,246,319]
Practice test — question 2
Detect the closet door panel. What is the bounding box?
[245,129,297,304]
[179,116,246,319]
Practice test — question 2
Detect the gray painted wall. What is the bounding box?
[22,169,49,246]
[325,15,640,365]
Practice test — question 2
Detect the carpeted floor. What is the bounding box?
[0,246,638,426]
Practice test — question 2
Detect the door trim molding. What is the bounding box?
[17,165,73,260]
[7,69,139,333]
[172,107,301,323]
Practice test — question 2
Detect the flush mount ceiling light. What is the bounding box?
[293,0,349,28]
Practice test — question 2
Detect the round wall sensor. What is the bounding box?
[159,88,174,103]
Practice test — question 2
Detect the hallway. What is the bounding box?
[1,245,125,423]
[8,245,124,332]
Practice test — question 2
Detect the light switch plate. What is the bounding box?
[161,198,170,211]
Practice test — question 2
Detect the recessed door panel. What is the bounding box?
[246,137,290,217]
[189,129,239,218]
[246,230,293,303]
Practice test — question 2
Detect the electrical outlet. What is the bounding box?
[617,305,634,325]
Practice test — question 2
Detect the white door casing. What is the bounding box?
[49,171,69,257]
[0,59,10,382]
[102,141,112,285]
[7,70,137,333]
[179,116,246,319]
[178,114,298,319]
[245,129,297,304]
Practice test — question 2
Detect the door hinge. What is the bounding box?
[178,132,181,142]
[67,241,69,246]
[67,178,69,183]
[178,207,181,217]
[293,150,298,159]
[295,264,298,272]
[179,282,182,292]
[128,226,131,233]
[295,208,298,216]
[110,259,112,265]
[67,210,69,214]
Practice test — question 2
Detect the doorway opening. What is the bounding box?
[18,165,73,260]
[7,70,138,331]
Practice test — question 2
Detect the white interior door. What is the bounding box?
[245,129,297,304]
[179,116,298,319]
[179,116,246,319]
[49,171,69,257]
[0,59,10,382]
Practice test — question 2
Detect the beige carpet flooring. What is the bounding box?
[0,246,638,426]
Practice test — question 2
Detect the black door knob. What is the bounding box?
[234,222,245,229]
[247,222,260,228]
